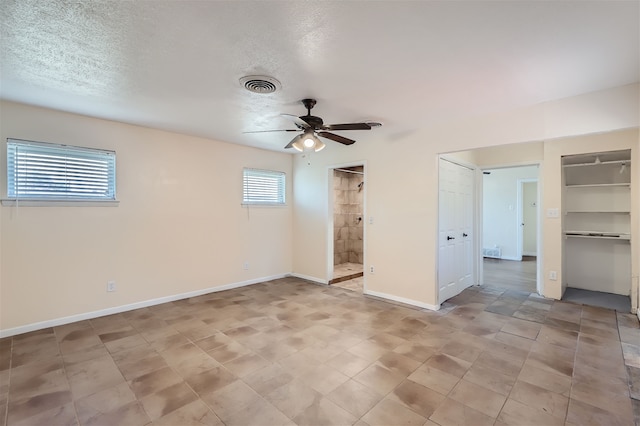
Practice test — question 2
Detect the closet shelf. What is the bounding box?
[565,183,630,188]
[564,231,630,240]
[565,210,630,214]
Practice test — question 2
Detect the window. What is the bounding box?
[242,168,285,205]
[6,139,116,201]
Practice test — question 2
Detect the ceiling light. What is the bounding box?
[292,130,325,152]
[303,137,315,148]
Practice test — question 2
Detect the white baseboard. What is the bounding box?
[0,273,288,338]
[364,289,440,311]
[289,273,328,285]
[500,255,521,261]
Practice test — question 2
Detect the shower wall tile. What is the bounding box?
[333,169,364,266]
[348,178,360,190]
[347,240,361,252]
[340,177,349,190]
[334,214,346,228]
[340,227,350,240]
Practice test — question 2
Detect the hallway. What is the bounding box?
[483,256,537,293]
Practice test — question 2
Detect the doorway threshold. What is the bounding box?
[329,272,364,285]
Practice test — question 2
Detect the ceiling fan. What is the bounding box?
[246,99,377,152]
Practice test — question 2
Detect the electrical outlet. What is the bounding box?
[549,271,557,281]
[107,281,116,292]
[243,261,249,270]
[370,265,375,274]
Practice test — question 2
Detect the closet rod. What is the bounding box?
[334,168,364,175]
[563,159,631,168]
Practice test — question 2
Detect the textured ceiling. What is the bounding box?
[1,0,638,152]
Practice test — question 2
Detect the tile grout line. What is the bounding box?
[129,310,222,424]
[2,337,12,426]
[618,311,639,408]
[566,309,582,425]
[53,327,81,426]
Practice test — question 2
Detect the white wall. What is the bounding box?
[292,84,639,309]
[483,166,539,260]
[2,84,638,334]
[0,101,293,334]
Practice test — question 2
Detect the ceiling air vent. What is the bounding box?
[240,75,281,94]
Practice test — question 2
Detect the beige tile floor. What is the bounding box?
[333,263,364,281]
[331,263,364,293]
[332,277,363,293]
[1,277,639,425]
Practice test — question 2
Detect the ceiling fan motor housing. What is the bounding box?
[299,115,324,129]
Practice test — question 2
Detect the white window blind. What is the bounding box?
[6,139,116,201]
[242,168,285,205]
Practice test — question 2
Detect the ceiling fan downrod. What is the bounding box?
[301,98,317,116]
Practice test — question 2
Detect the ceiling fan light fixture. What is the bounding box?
[291,130,324,152]
[303,137,316,148]
[291,135,305,152]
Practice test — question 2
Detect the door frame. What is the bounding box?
[437,155,479,305]
[517,178,539,259]
[480,162,543,295]
[327,161,367,291]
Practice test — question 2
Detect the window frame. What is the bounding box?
[242,167,286,206]
[3,138,118,206]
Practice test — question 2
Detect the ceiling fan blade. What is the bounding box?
[318,131,356,145]
[243,129,298,133]
[281,114,311,129]
[324,123,371,131]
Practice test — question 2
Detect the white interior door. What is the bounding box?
[439,159,474,304]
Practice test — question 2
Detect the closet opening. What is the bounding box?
[562,149,632,312]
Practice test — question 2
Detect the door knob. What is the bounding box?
[447,236,455,240]
[462,233,468,237]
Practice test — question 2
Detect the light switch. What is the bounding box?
[546,208,559,218]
